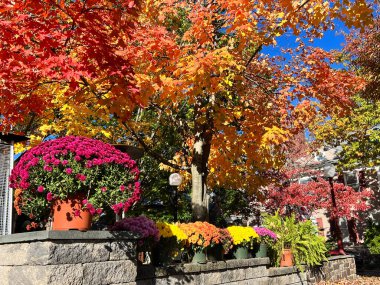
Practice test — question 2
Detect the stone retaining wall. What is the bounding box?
[0,231,139,285]
[136,258,270,285]
[0,231,356,285]
[307,255,356,284]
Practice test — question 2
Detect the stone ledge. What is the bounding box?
[137,258,270,280]
[268,266,300,277]
[0,230,139,244]
[325,255,355,262]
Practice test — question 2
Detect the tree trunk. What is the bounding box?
[191,131,213,221]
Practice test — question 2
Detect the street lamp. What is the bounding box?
[323,163,345,255]
[169,173,183,222]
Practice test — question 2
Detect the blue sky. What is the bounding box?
[263,19,350,58]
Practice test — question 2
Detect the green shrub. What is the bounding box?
[368,235,380,254]
[263,212,327,269]
[365,219,380,254]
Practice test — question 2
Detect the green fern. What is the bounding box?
[263,212,327,270]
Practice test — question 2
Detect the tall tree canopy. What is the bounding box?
[1,0,376,220]
[312,96,380,170]
[345,17,380,101]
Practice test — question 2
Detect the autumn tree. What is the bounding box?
[266,174,372,220]
[345,17,380,101]
[313,96,380,170]
[0,0,376,220]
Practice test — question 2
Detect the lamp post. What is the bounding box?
[323,163,345,255]
[169,173,183,222]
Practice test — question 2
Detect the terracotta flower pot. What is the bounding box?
[280,248,294,267]
[52,197,92,231]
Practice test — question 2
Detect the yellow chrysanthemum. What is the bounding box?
[156,222,187,241]
[227,226,258,247]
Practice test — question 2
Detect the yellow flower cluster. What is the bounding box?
[156,222,187,242]
[227,226,258,247]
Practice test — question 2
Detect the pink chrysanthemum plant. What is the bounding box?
[10,136,141,226]
[110,216,160,251]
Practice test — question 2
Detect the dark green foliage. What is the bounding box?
[209,188,254,227]
[365,219,380,254]
[127,155,192,223]
[263,212,327,270]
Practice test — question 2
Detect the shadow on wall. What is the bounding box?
[136,264,196,284]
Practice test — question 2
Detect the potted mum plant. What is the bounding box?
[207,228,233,262]
[153,221,188,265]
[179,222,221,264]
[253,226,277,258]
[227,226,259,259]
[10,136,141,231]
[110,216,160,264]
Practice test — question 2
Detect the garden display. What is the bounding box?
[10,136,141,230]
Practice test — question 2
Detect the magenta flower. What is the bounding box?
[75,174,86,181]
[46,192,53,201]
[73,210,81,217]
[101,187,107,192]
[65,168,73,174]
[37,185,44,193]
[110,216,160,243]
[120,185,125,192]
[43,165,53,172]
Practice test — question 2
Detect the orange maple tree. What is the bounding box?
[0,0,376,220]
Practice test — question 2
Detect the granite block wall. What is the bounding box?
[0,231,357,285]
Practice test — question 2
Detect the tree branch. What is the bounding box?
[120,120,190,171]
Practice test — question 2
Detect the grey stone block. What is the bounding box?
[0,266,11,284]
[8,264,83,285]
[155,274,202,285]
[206,261,227,271]
[232,268,246,281]
[268,266,297,277]
[220,270,234,283]
[247,257,270,266]
[45,264,84,285]
[246,277,269,285]
[226,259,241,269]
[48,242,110,264]
[83,260,136,285]
[183,263,202,273]
[245,266,267,279]
[0,230,140,244]
[203,272,222,284]
[110,241,136,261]
[0,243,29,265]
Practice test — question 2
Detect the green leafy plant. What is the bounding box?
[263,212,327,269]
[365,219,380,254]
